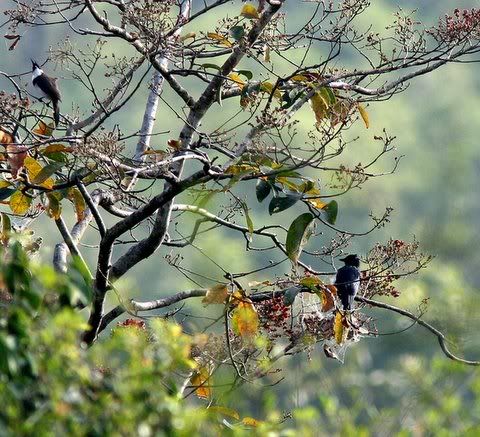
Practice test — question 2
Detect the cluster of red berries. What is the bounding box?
[256,296,291,337]
[436,8,480,42]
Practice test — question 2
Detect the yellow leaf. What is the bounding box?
[231,300,259,339]
[202,284,229,305]
[307,198,327,209]
[300,276,323,289]
[358,103,370,128]
[206,32,232,47]
[0,180,11,189]
[242,417,262,427]
[241,4,259,19]
[260,82,282,99]
[334,311,344,344]
[228,73,245,87]
[290,75,309,82]
[310,92,329,124]
[209,406,240,420]
[190,367,211,399]
[68,188,87,222]
[9,190,31,215]
[24,157,54,189]
[143,149,168,157]
[225,164,257,175]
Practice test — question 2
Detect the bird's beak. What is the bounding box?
[31,59,37,69]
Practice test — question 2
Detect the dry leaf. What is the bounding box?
[202,284,229,305]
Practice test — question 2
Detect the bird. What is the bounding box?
[31,60,61,126]
[335,254,360,310]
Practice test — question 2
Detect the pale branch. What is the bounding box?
[99,286,480,366]
[356,296,480,366]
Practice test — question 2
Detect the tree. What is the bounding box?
[1,0,480,428]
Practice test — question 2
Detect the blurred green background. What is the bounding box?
[1,0,480,433]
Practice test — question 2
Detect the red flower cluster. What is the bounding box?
[117,318,146,330]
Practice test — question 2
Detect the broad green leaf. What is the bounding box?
[285,212,315,264]
[300,276,323,291]
[236,69,253,80]
[0,187,16,201]
[46,193,62,220]
[229,25,245,41]
[240,4,259,19]
[31,162,63,185]
[323,200,338,224]
[319,87,336,106]
[256,179,271,202]
[268,192,302,215]
[9,190,31,215]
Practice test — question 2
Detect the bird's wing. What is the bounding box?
[33,75,62,102]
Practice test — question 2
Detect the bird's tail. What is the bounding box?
[52,100,60,126]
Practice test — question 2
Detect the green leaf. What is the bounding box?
[268,192,302,215]
[285,213,315,263]
[235,69,253,80]
[256,179,271,202]
[323,200,338,225]
[0,187,16,201]
[319,87,336,106]
[229,25,245,41]
[31,162,63,185]
[201,63,222,71]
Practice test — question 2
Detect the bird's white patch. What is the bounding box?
[32,67,43,81]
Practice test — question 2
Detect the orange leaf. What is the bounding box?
[33,120,54,137]
[190,367,211,399]
[0,129,13,145]
[321,285,337,312]
[231,300,259,339]
[167,139,182,150]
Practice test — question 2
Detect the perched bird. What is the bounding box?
[335,254,360,310]
[31,60,61,126]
